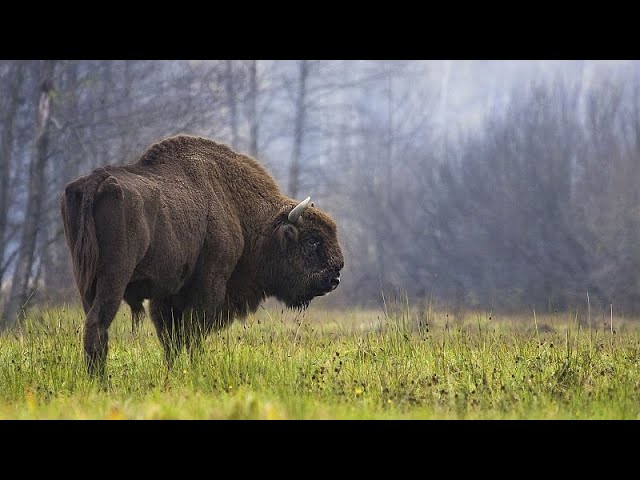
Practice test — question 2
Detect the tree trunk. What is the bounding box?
[288,60,308,199]
[248,60,259,157]
[0,62,25,299]
[42,62,78,300]
[2,60,56,330]
[225,60,238,148]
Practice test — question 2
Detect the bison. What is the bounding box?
[60,135,344,377]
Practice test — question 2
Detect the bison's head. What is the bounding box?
[262,196,344,310]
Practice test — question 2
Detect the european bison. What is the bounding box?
[60,135,344,377]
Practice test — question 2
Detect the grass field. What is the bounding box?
[1,300,640,419]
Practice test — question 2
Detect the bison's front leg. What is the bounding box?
[124,293,146,335]
[149,297,185,369]
[149,279,226,369]
[182,275,229,356]
[178,224,242,362]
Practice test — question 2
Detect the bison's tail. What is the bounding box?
[61,169,111,301]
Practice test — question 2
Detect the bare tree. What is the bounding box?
[0,62,25,296]
[2,60,640,322]
[225,60,239,148]
[248,60,259,157]
[288,60,309,199]
[2,60,57,328]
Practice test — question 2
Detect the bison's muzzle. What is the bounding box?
[319,270,341,296]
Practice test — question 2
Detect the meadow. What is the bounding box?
[1,299,640,419]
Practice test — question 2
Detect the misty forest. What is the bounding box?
[1,60,640,330]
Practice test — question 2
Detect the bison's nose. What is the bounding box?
[329,276,340,290]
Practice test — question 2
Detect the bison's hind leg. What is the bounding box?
[84,276,129,379]
[84,176,137,379]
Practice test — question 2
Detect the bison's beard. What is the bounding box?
[284,285,333,310]
[278,271,336,311]
[285,297,311,311]
[283,284,326,310]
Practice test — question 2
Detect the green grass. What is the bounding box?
[2,301,640,419]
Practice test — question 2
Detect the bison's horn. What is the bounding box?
[288,196,312,223]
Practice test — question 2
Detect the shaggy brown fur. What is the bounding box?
[60,135,344,377]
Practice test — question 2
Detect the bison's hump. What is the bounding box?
[138,135,236,167]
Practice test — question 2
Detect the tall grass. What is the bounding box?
[1,302,639,419]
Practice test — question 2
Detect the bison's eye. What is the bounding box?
[305,238,320,249]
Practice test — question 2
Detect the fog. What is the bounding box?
[1,60,638,328]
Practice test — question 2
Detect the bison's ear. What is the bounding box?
[276,223,299,251]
